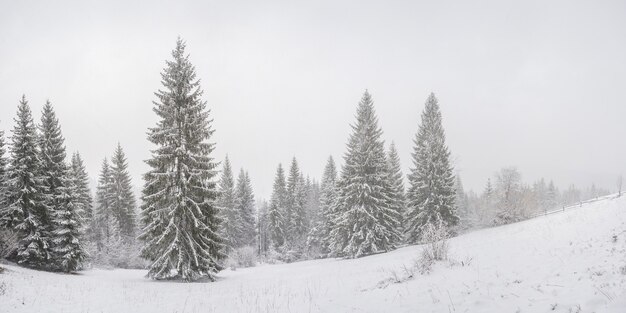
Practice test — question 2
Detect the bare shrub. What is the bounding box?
[226,246,258,269]
[417,219,449,274]
[0,229,19,259]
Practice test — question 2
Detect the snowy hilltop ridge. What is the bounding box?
[1,193,625,313]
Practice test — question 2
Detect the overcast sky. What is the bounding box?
[1,0,625,199]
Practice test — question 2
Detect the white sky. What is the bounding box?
[1,0,625,199]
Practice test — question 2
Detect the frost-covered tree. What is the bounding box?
[329,91,401,258]
[308,156,338,256]
[3,96,51,268]
[38,101,85,271]
[386,142,406,239]
[546,180,559,210]
[235,169,255,247]
[70,152,93,229]
[140,38,224,281]
[110,143,137,243]
[268,164,286,249]
[217,156,240,252]
[477,178,496,226]
[405,93,458,243]
[493,167,523,225]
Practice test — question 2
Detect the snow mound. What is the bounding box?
[1,195,625,313]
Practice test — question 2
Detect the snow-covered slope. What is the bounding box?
[1,196,625,313]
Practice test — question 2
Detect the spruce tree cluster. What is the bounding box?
[0,96,87,272]
[91,144,138,267]
[216,156,256,253]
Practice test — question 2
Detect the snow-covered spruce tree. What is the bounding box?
[3,96,51,268]
[50,174,86,272]
[268,164,286,249]
[70,152,93,230]
[217,155,240,252]
[38,101,86,271]
[385,142,406,241]
[110,143,137,243]
[308,156,338,256]
[405,93,458,244]
[235,169,256,247]
[140,38,224,281]
[329,91,401,258]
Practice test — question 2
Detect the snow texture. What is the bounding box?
[2,193,624,312]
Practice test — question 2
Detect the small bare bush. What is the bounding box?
[417,219,449,274]
[0,229,19,259]
[226,246,258,269]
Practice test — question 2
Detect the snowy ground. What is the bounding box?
[1,196,625,313]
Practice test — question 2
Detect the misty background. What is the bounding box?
[1,0,624,199]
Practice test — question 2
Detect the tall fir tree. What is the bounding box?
[217,155,240,252]
[3,96,51,267]
[38,101,85,271]
[70,152,93,229]
[329,91,401,258]
[405,93,458,243]
[385,142,406,241]
[235,169,255,247]
[140,38,224,281]
[110,143,137,243]
[268,164,286,249]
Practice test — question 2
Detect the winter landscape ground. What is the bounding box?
[1,194,624,313]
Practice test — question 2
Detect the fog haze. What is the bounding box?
[1,0,625,198]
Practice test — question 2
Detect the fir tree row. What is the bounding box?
[0,97,89,272]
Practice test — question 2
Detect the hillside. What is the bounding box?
[1,195,625,313]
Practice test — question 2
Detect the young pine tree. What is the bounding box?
[38,101,85,271]
[3,96,51,268]
[235,169,256,247]
[405,93,458,244]
[110,143,137,243]
[329,91,401,258]
[217,156,240,252]
[140,38,224,281]
[268,164,287,249]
